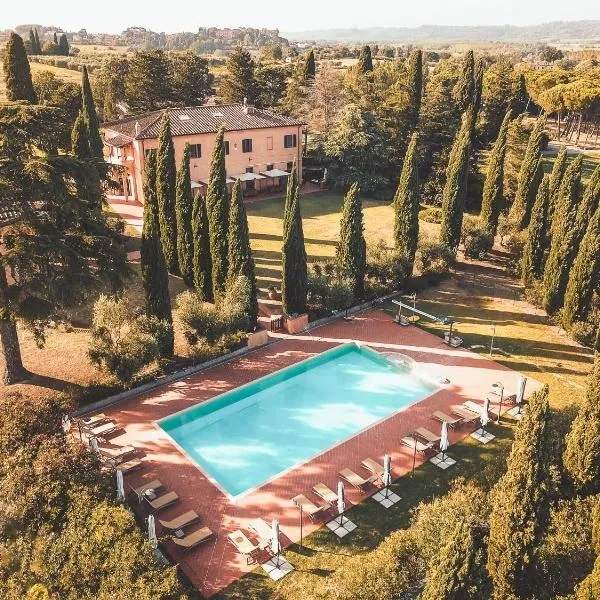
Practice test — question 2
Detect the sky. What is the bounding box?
[2,0,599,34]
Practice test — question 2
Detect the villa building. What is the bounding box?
[102,103,305,203]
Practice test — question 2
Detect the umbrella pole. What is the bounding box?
[299,506,303,549]
[412,438,417,477]
[497,389,503,424]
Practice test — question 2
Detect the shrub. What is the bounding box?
[366,239,408,295]
[570,321,598,347]
[307,262,354,316]
[415,238,454,279]
[524,278,546,309]
[87,295,171,386]
[461,218,494,258]
[419,206,443,223]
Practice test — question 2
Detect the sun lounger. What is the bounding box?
[361,458,385,480]
[77,413,110,428]
[83,421,117,438]
[443,332,463,347]
[463,400,492,417]
[113,458,143,474]
[249,518,276,550]
[291,494,332,520]
[228,529,261,564]
[451,406,481,423]
[431,411,463,429]
[415,427,441,445]
[98,444,136,461]
[401,435,435,455]
[339,468,377,492]
[133,479,163,501]
[159,510,200,531]
[312,483,338,504]
[172,526,214,551]
[146,491,179,511]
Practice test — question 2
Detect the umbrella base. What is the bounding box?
[326,515,357,538]
[262,556,294,581]
[372,488,401,508]
[470,428,496,444]
[507,406,525,420]
[430,452,456,469]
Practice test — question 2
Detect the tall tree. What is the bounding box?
[71,111,91,158]
[421,520,479,600]
[81,65,103,158]
[220,46,256,104]
[337,182,366,298]
[0,104,127,384]
[140,150,173,358]
[155,113,179,274]
[191,194,212,301]
[71,110,102,206]
[439,108,474,253]
[3,32,37,103]
[357,45,373,74]
[511,73,529,115]
[487,386,551,600]
[58,34,69,56]
[473,57,485,123]
[281,165,308,315]
[543,155,583,314]
[481,110,511,234]
[28,29,37,54]
[205,126,229,301]
[509,116,546,230]
[562,203,600,329]
[575,164,600,242]
[547,145,568,223]
[454,50,475,112]
[521,175,550,285]
[175,143,194,286]
[393,132,420,272]
[34,29,41,55]
[125,50,170,111]
[227,180,258,326]
[303,49,316,79]
[563,355,600,495]
[406,49,423,133]
[169,52,212,106]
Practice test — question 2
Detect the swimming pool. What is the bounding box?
[158,342,438,499]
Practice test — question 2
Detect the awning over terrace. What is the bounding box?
[261,169,290,178]
[233,172,267,182]
[197,177,236,185]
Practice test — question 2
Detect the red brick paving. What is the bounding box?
[98,309,540,597]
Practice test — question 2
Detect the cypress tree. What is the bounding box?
[205,125,229,301]
[420,520,478,600]
[175,143,194,286]
[3,32,37,103]
[71,111,91,158]
[509,116,546,230]
[393,132,420,272]
[563,355,600,495]
[487,386,551,600]
[71,110,102,206]
[439,108,474,253]
[511,73,528,115]
[357,45,373,74]
[192,194,213,301]
[406,49,423,132]
[58,33,69,56]
[81,65,103,158]
[53,32,58,45]
[575,164,600,240]
[155,112,179,274]
[454,50,475,111]
[473,57,485,121]
[227,180,258,326]
[481,110,511,234]
[140,150,174,358]
[28,29,36,54]
[547,145,568,223]
[281,165,308,315]
[337,182,366,298]
[543,155,583,314]
[521,175,550,286]
[34,29,41,55]
[304,49,316,79]
[563,203,600,328]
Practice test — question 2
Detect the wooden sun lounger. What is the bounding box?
[361,458,385,480]
[451,406,480,423]
[312,483,338,504]
[431,411,463,429]
[463,400,492,417]
[339,468,377,492]
[172,526,214,551]
[77,413,109,427]
[113,458,143,474]
[133,479,163,501]
[146,491,179,511]
[401,435,434,455]
[98,444,136,461]
[415,427,441,445]
[249,518,276,550]
[228,530,261,564]
[159,510,200,531]
[84,421,117,437]
[292,494,332,520]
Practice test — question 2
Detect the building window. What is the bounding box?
[286,161,294,172]
[224,140,230,155]
[284,134,297,148]
[242,138,253,153]
[189,143,201,159]
[266,164,274,171]
[267,136,273,150]
[245,166,253,173]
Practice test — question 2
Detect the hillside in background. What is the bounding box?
[283,20,600,43]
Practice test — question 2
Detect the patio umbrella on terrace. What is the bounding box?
[440,421,449,463]
[271,519,281,567]
[148,514,157,549]
[116,469,125,502]
[383,454,392,498]
[337,481,346,526]
[61,414,71,433]
[516,376,527,414]
[89,436,99,454]
[480,397,490,434]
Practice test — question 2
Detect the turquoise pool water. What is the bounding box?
[158,343,437,499]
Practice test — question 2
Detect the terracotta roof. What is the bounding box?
[102,104,304,141]
[103,134,134,148]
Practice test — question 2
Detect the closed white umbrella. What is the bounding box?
[61,414,71,433]
[89,436,99,454]
[116,469,125,501]
[480,397,490,432]
[148,514,157,548]
[337,480,345,525]
[516,376,527,412]
[383,454,392,498]
[440,421,449,462]
[271,519,281,566]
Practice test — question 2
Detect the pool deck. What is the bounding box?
[97,308,540,597]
